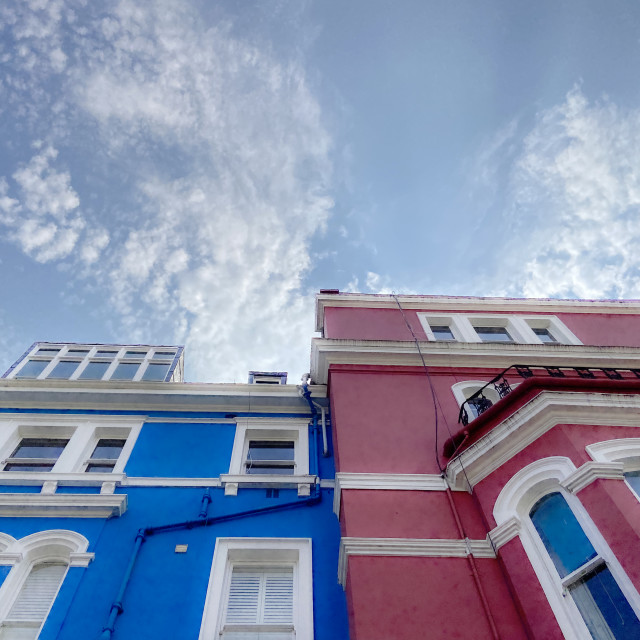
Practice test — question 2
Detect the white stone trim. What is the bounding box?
[0,493,127,517]
[338,536,496,586]
[492,457,640,640]
[587,438,640,468]
[446,391,640,490]
[310,338,640,384]
[198,537,313,640]
[561,462,625,494]
[220,474,317,497]
[333,472,447,516]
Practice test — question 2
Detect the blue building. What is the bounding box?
[0,342,347,639]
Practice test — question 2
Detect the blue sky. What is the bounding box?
[1,0,640,382]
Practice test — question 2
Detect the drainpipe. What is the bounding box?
[99,415,326,639]
[299,380,330,457]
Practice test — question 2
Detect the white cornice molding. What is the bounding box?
[0,493,127,518]
[0,553,22,565]
[316,294,640,331]
[446,392,640,490]
[220,474,316,497]
[333,472,448,516]
[561,462,625,494]
[310,338,640,384]
[586,438,640,467]
[338,536,496,585]
[68,552,95,567]
[0,472,126,486]
[488,516,522,550]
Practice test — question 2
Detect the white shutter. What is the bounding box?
[263,573,293,624]
[226,572,261,624]
[7,563,66,622]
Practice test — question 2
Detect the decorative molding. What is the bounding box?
[488,516,522,550]
[0,471,126,486]
[0,493,127,518]
[0,553,22,565]
[123,476,222,487]
[68,552,95,567]
[310,338,640,384]
[333,472,448,516]
[220,474,317,497]
[562,462,625,494]
[587,438,640,467]
[447,392,640,490]
[338,536,496,586]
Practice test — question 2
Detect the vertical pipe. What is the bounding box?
[320,407,329,457]
[199,488,212,519]
[100,529,146,640]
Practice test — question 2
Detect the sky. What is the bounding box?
[1,0,640,382]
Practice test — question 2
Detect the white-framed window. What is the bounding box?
[417,313,582,346]
[6,344,182,382]
[451,381,501,420]
[586,438,640,503]
[493,457,640,640]
[228,419,309,479]
[198,538,313,640]
[0,530,93,639]
[0,415,142,476]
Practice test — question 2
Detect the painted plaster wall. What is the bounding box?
[323,305,640,347]
[345,555,527,640]
[0,409,348,640]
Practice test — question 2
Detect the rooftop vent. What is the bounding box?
[248,371,287,385]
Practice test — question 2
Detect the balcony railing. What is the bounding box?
[458,364,640,427]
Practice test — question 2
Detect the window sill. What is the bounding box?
[220,474,317,497]
[0,492,127,517]
[0,471,125,485]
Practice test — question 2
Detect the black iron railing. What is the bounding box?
[458,364,640,427]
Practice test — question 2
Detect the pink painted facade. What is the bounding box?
[312,292,640,640]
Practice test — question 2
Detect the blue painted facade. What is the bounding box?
[0,346,348,640]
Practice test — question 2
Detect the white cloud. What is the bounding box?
[470,86,640,301]
[0,1,334,382]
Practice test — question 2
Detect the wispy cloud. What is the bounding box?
[469,86,640,300]
[0,0,334,381]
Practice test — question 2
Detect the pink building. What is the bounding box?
[311,292,640,640]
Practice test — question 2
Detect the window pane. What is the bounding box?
[153,351,175,358]
[36,348,60,355]
[47,361,80,379]
[431,325,455,340]
[15,360,49,379]
[91,439,126,460]
[96,350,118,356]
[625,471,640,498]
[530,492,597,578]
[248,441,295,461]
[12,439,68,459]
[77,361,110,380]
[475,327,514,342]
[141,363,171,381]
[534,327,557,343]
[570,564,640,639]
[246,465,295,475]
[67,348,90,355]
[4,463,55,472]
[111,363,140,380]
[124,351,146,358]
[86,463,115,473]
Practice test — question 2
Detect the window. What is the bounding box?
[4,438,69,472]
[530,492,640,639]
[474,326,514,343]
[141,362,171,381]
[47,361,80,379]
[223,419,311,495]
[430,325,456,341]
[245,441,295,475]
[533,327,557,343]
[451,381,500,422]
[493,457,640,640]
[198,538,313,640]
[110,363,140,380]
[625,471,640,498]
[77,361,110,380]
[14,361,49,379]
[85,439,126,473]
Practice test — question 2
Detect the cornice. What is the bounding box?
[488,516,522,550]
[0,493,127,518]
[338,536,496,585]
[311,338,640,384]
[333,472,448,516]
[316,293,640,331]
[561,462,626,494]
[446,392,640,490]
[0,380,326,414]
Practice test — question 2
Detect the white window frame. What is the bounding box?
[417,313,582,346]
[586,438,640,502]
[0,530,93,638]
[0,415,142,483]
[493,457,640,640]
[198,538,313,640]
[222,419,312,496]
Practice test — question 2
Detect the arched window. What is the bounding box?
[451,381,500,421]
[0,530,93,639]
[493,457,640,640]
[530,492,640,639]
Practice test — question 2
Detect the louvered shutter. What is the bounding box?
[226,572,261,624]
[263,573,293,624]
[7,563,66,622]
